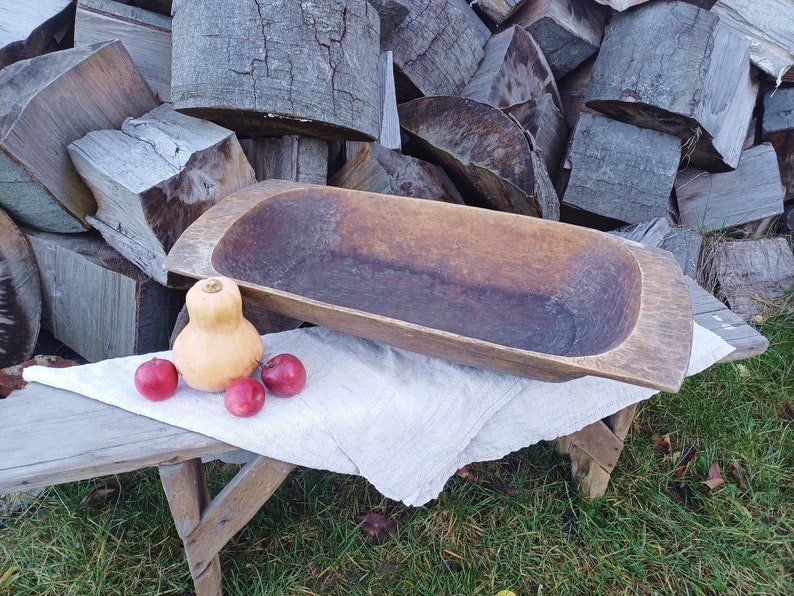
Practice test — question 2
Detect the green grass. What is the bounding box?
[2,298,792,595]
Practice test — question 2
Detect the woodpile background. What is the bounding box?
[0,0,792,369]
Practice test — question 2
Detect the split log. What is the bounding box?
[328,142,465,203]
[560,113,681,226]
[68,103,256,287]
[711,0,794,84]
[675,143,785,231]
[0,209,41,368]
[373,0,491,100]
[557,55,597,129]
[0,0,74,69]
[170,0,380,141]
[239,136,329,186]
[661,228,703,280]
[0,40,158,233]
[700,236,794,321]
[476,1,525,26]
[585,1,759,172]
[762,86,794,203]
[24,229,185,362]
[399,96,560,219]
[591,1,716,10]
[505,0,607,80]
[75,0,173,102]
[461,25,567,181]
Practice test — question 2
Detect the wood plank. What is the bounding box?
[0,0,74,69]
[75,0,173,102]
[170,0,380,140]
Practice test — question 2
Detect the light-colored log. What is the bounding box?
[762,86,794,203]
[0,0,74,69]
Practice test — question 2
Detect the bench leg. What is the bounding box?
[159,455,295,595]
[556,404,638,498]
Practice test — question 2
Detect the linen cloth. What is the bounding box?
[23,323,733,506]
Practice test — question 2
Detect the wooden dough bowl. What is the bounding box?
[164,180,693,392]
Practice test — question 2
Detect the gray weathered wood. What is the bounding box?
[377,51,401,151]
[329,142,465,203]
[701,236,794,321]
[505,0,606,79]
[24,229,184,362]
[712,0,794,84]
[0,41,158,233]
[373,0,491,100]
[68,103,256,287]
[170,0,380,141]
[75,0,173,102]
[239,136,329,186]
[557,55,597,129]
[399,96,560,219]
[0,0,74,69]
[675,143,785,231]
[0,209,41,368]
[461,25,567,181]
[560,113,681,225]
[477,0,526,26]
[585,1,759,172]
[762,86,794,204]
[661,228,703,280]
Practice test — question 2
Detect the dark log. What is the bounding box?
[557,55,598,129]
[75,0,172,102]
[560,113,681,225]
[399,96,559,219]
[170,0,380,141]
[0,41,158,233]
[24,229,184,362]
[239,136,329,186]
[373,0,491,100]
[0,209,41,368]
[328,142,465,203]
[130,0,171,15]
[675,143,785,231]
[762,86,794,203]
[585,1,758,172]
[700,237,794,320]
[505,0,607,79]
[0,0,74,69]
[461,25,567,181]
[68,103,256,287]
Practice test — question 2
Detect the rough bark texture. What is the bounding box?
[170,0,380,141]
[585,1,758,172]
[0,40,158,233]
[68,104,256,287]
[0,0,74,69]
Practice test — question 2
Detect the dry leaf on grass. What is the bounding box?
[355,512,398,545]
[779,402,794,422]
[653,433,672,454]
[702,462,724,490]
[732,461,750,490]
[674,446,697,476]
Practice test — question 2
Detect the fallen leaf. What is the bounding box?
[667,481,695,507]
[702,462,724,490]
[80,480,120,507]
[482,479,520,497]
[653,433,672,454]
[0,355,80,398]
[731,461,750,490]
[780,402,794,422]
[0,566,20,591]
[456,465,478,483]
[674,446,697,477]
[355,512,397,545]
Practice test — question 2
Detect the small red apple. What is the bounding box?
[224,377,266,417]
[260,353,306,397]
[134,357,179,401]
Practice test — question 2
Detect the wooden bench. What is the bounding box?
[0,279,767,596]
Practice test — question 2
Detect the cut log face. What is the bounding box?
[701,237,794,320]
[461,25,567,180]
[398,96,560,219]
[675,143,785,231]
[0,209,41,368]
[24,229,185,362]
[476,1,526,26]
[68,104,256,287]
[328,142,465,203]
[170,0,380,141]
[0,40,158,233]
[0,0,74,69]
[374,0,491,100]
[762,87,794,203]
[75,0,173,102]
[560,113,681,225]
[505,0,607,80]
[585,1,758,172]
[239,136,329,186]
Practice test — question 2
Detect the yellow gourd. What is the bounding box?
[172,276,264,392]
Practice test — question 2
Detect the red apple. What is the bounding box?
[260,353,306,397]
[224,377,266,417]
[134,357,179,401]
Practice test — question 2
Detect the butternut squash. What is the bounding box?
[172,276,264,392]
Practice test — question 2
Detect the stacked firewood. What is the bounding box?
[0,0,792,368]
